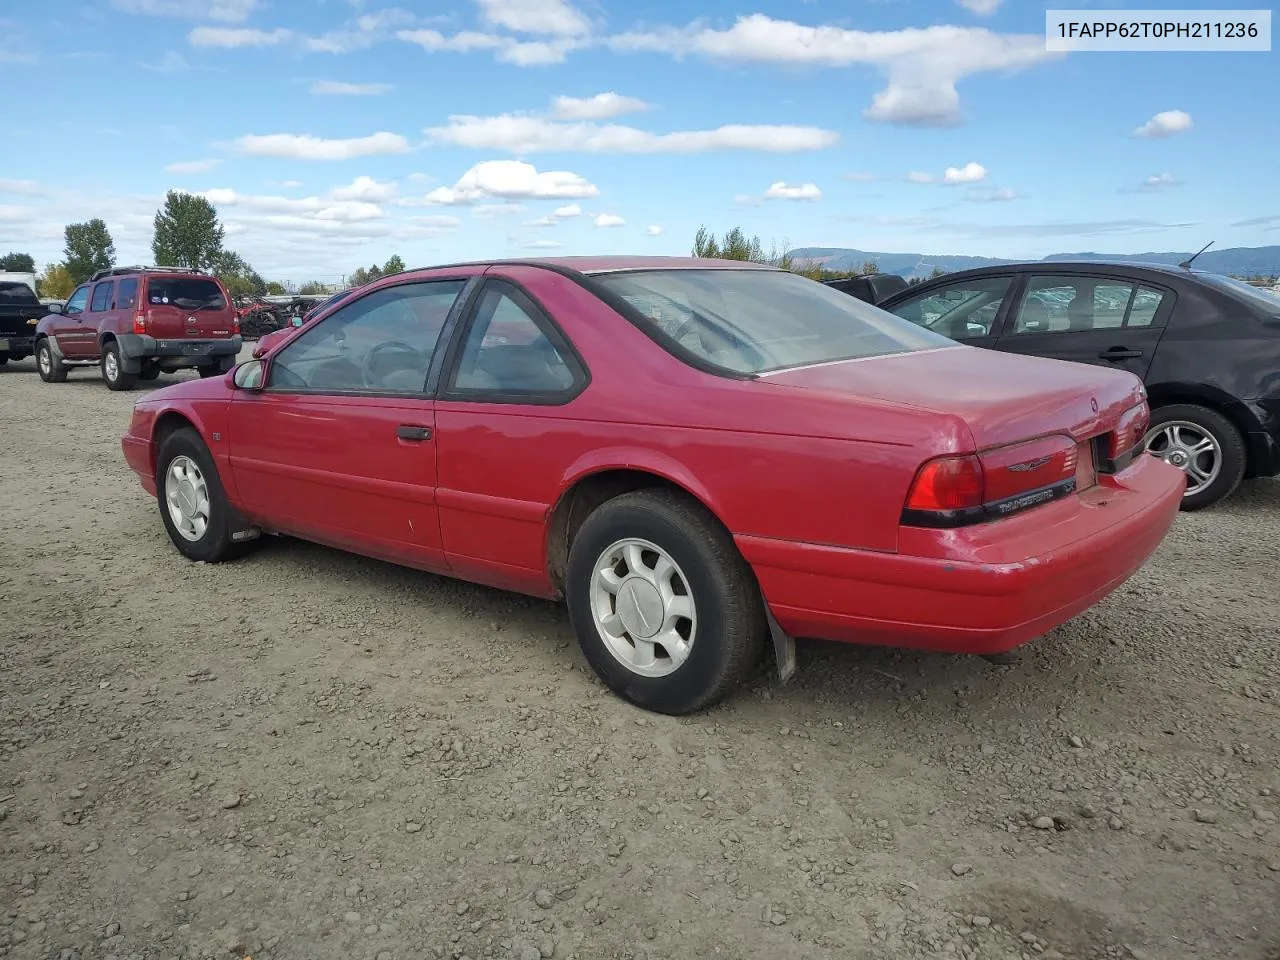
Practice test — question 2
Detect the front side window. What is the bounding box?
[63,286,90,315]
[883,276,1012,339]
[146,277,226,310]
[592,269,953,376]
[450,285,579,397]
[89,281,114,312]
[268,280,465,395]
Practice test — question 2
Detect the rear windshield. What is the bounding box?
[0,282,39,305]
[592,268,955,375]
[1196,273,1280,313]
[146,276,227,311]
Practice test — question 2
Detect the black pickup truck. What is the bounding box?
[0,281,57,366]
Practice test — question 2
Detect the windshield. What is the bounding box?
[0,282,39,305]
[592,269,955,375]
[146,277,227,311]
[1196,273,1280,313]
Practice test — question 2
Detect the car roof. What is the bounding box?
[907,259,1219,284]
[411,255,780,276]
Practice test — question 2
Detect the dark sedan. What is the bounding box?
[876,261,1280,509]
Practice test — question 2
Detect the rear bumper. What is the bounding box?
[0,335,34,356]
[116,333,243,371]
[739,453,1186,655]
[122,435,157,496]
[1241,398,1280,478]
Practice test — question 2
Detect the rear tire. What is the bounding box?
[1144,403,1246,511]
[154,427,248,563]
[138,363,160,381]
[0,354,8,366]
[101,342,137,391]
[36,339,68,383]
[565,489,767,715]
[198,365,222,379]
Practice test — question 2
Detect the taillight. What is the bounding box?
[903,435,1078,528]
[232,313,240,332]
[133,313,147,334]
[1102,402,1150,470]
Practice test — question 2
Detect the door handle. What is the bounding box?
[1099,348,1143,360]
[396,424,432,441]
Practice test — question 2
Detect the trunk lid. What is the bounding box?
[759,344,1146,451]
[142,275,236,340]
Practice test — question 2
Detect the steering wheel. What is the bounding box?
[362,340,426,389]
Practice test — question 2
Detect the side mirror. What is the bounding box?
[46,303,64,314]
[232,359,265,391]
[291,315,304,327]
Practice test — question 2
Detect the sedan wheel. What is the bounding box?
[589,538,697,679]
[154,427,250,563]
[566,489,767,715]
[1143,403,1246,511]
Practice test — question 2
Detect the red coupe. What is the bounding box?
[122,257,1185,714]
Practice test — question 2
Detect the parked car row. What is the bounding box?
[829,260,1280,510]
[119,255,1187,715]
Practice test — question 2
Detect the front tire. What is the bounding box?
[155,427,246,563]
[1144,403,1246,510]
[565,489,767,715]
[36,340,68,383]
[101,342,137,391]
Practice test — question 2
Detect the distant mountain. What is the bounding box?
[787,245,1280,280]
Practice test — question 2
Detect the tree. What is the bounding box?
[265,280,287,296]
[297,281,330,295]
[213,250,267,299]
[382,254,405,276]
[38,263,76,299]
[0,252,35,272]
[63,219,116,284]
[152,190,225,271]
[349,263,385,287]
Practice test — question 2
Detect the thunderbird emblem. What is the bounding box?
[1008,455,1052,472]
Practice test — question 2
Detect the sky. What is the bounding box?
[1,0,1277,285]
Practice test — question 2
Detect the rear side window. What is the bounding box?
[90,281,114,312]
[146,276,227,310]
[115,277,139,310]
[1125,285,1168,328]
[0,282,39,305]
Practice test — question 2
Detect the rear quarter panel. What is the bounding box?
[434,266,970,581]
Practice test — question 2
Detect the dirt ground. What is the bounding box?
[2,352,1279,960]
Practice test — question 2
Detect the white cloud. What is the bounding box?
[396,29,581,65]
[905,171,937,184]
[165,158,223,174]
[0,179,49,197]
[111,0,258,22]
[307,7,416,53]
[645,225,664,237]
[764,181,822,201]
[607,15,1055,127]
[424,160,598,205]
[141,51,189,72]
[550,92,649,120]
[407,172,433,182]
[942,161,987,184]
[1122,173,1183,194]
[966,186,1020,202]
[329,176,398,201]
[525,202,582,226]
[201,187,386,222]
[310,80,394,95]
[475,0,590,36]
[593,213,626,227]
[956,0,1002,13]
[426,114,838,154]
[525,239,565,249]
[472,203,527,217]
[188,26,292,47]
[1134,110,1193,138]
[231,131,411,160]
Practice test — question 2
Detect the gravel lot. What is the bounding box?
[2,351,1279,960]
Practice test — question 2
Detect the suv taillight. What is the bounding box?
[903,435,1078,528]
[133,313,147,334]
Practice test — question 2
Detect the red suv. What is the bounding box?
[34,265,243,390]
